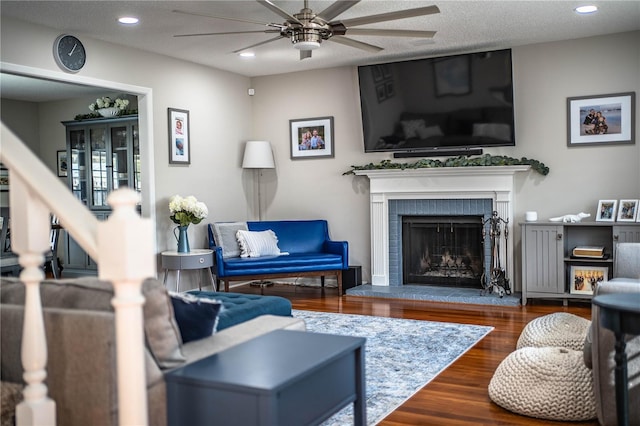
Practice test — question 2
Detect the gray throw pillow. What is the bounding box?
[212,222,248,258]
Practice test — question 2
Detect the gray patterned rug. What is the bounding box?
[292,310,493,425]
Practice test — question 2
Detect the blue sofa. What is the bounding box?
[207,220,348,294]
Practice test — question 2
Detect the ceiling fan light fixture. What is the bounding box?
[574,5,598,14]
[293,40,320,50]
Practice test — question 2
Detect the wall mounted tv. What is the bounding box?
[358,49,515,157]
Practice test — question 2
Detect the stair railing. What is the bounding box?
[1,122,154,426]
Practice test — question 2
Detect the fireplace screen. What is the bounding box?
[402,215,484,287]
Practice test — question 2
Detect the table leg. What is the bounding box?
[354,344,366,426]
[613,330,629,426]
[163,269,169,286]
[176,270,181,292]
[207,268,217,292]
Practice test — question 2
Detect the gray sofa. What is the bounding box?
[584,243,640,426]
[0,277,305,426]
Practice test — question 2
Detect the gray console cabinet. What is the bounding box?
[521,222,640,305]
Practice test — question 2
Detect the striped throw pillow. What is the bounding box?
[236,229,281,258]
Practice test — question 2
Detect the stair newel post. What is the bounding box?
[98,188,155,426]
[10,175,57,426]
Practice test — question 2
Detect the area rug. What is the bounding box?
[292,309,494,425]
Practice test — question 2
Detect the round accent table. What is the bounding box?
[161,249,216,292]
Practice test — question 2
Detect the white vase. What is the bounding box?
[98,107,120,117]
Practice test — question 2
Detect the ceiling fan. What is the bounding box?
[173,0,440,60]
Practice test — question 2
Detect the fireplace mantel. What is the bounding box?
[354,165,531,286]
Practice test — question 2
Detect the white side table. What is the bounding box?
[161,249,216,292]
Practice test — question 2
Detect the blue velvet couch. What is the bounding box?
[207,220,348,294]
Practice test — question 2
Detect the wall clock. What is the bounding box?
[53,34,86,73]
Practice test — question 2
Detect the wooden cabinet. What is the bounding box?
[521,222,640,305]
[62,116,139,276]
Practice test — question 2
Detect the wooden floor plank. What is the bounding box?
[229,283,597,425]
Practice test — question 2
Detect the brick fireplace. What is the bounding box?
[353,166,530,287]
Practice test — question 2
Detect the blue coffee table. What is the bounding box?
[166,329,366,426]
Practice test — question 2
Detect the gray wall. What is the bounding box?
[2,15,638,290]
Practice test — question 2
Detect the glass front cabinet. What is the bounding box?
[62,115,140,275]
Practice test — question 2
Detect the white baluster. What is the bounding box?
[98,188,155,426]
[10,176,56,426]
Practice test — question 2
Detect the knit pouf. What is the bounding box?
[1,381,23,426]
[489,347,596,421]
[517,312,590,351]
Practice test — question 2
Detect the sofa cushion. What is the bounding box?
[211,221,248,258]
[400,119,426,138]
[0,277,186,369]
[186,291,292,331]
[222,253,343,276]
[246,220,330,254]
[170,292,223,343]
[236,229,282,258]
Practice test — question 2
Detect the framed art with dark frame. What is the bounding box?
[290,116,334,159]
[569,265,608,295]
[434,55,470,97]
[596,199,617,222]
[168,108,190,164]
[57,150,68,177]
[567,92,635,147]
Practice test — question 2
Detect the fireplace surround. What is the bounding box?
[354,166,530,287]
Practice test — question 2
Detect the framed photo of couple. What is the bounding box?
[290,116,334,160]
[566,92,635,147]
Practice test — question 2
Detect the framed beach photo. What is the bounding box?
[617,199,639,222]
[168,108,190,165]
[56,150,68,177]
[567,92,635,147]
[290,116,334,160]
[569,265,608,295]
[596,199,617,222]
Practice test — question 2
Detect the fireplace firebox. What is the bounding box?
[402,215,484,287]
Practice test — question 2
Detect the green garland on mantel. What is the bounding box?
[343,154,550,176]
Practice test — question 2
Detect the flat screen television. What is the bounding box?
[357,49,515,157]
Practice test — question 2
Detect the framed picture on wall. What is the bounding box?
[617,199,639,222]
[290,116,334,159]
[57,150,68,177]
[168,108,190,165]
[569,265,608,295]
[567,92,635,147]
[595,199,617,222]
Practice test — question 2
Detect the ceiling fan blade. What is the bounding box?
[345,28,436,38]
[231,35,285,54]
[300,50,313,60]
[316,0,361,22]
[338,5,440,27]
[329,36,383,53]
[172,9,271,27]
[256,0,302,24]
[175,30,279,38]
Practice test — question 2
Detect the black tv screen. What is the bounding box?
[358,49,515,156]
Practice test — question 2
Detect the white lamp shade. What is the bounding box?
[242,140,275,169]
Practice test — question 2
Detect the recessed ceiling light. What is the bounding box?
[118,16,140,25]
[239,52,255,58]
[575,5,598,14]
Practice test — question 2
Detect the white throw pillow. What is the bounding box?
[212,222,248,258]
[236,229,281,258]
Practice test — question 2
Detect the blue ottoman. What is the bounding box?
[186,291,292,331]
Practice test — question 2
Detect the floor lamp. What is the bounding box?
[242,140,275,221]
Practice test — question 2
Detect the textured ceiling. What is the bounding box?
[1,1,639,101]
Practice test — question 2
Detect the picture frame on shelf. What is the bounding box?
[168,108,190,165]
[56,150,68,177]
[569,265,608,295]
[290,116,334,160]
[566,92,635,147]
[617,199,639,222]
[595,199,617,222]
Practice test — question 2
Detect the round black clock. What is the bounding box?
[53,34,86,73]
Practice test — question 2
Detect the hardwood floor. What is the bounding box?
[231,283,598,425]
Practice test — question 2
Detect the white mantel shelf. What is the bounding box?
[354,165,531,287]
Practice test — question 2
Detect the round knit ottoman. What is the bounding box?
[517,312,590,351]
[488,347,596,421]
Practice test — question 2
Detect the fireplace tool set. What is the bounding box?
[482,211,511,297]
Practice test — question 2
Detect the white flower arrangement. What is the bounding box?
[169,195,208,227]
[89,96,130,112]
